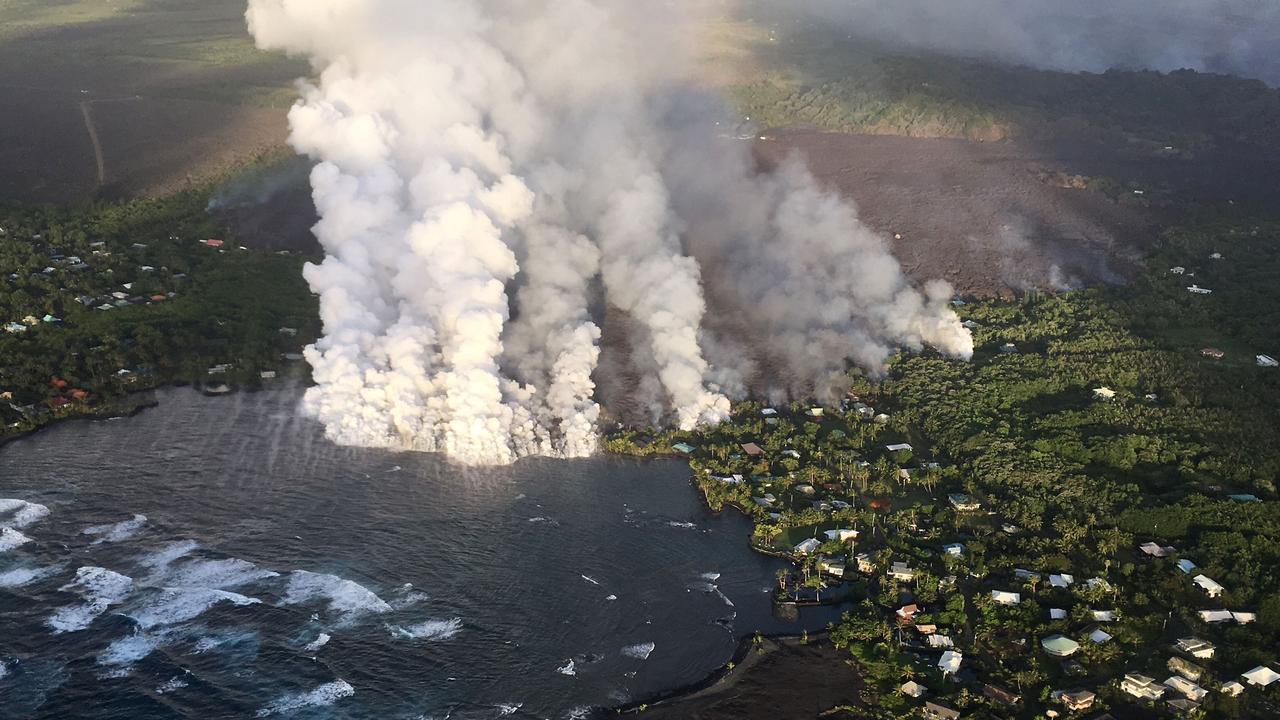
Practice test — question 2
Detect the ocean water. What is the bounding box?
[0,387,842,719]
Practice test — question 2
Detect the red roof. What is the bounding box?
[204,239,225,247]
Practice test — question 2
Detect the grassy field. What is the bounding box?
[0,0,303,203]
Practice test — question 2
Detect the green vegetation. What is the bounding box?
[609,217,1280,718]
[0,190,319,436]
[718,20,1280,154]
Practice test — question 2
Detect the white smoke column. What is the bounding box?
[247,0,972,462]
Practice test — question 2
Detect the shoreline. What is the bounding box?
[601,630,830,716]
[0,390,160,452]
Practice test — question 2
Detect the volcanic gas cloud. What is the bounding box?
[245,0,974,466]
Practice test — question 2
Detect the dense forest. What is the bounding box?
[609,217,1280,718]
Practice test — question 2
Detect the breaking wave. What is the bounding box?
[621,642,655,660]
[387,618,463,641]
[281,571,392,623]
[0,499,50,530]
[82,514,148,544]
[0,527,33,552]
[257,679,355,717]
[47,567,134,634]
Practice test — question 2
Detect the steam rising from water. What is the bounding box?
[245,0,972,465]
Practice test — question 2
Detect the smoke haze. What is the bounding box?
[246,0,973,465]
[772,0,1280,85]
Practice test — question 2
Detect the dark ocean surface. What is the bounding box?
[0,387,842,719]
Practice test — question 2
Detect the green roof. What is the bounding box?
[672,443,696,454]
[1041,634,1080,656]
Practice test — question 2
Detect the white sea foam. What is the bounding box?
[128,587,260,629]
[527,517,559,526]
[605,595,618,601]
[0,527,33,552]
[0,659,9,680]
[621,642,655,660]
[281,571,392,623]
[0,564,61,588]
[303,633,331,652]
[700,572,721,581]
[580,575,600,586]
[161,558,279,590]
[82,515,147,544]
[98,630,166,672]
[565,707,592,720]
[495,703,522,716]
[156,675,189,694]
[137,540,200,571]
[47,567,134,633]
[556,659,576,676]
[388,583,430,610]
[0,499,50,530]
[256,679,355,717]
[667,521,697,529]
[387,618,463,641]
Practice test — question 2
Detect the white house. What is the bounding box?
[1193,575,1224,598]
[824,529,859,543]
[885,443,913,453]
[927,634,954,649]
[1258,355,1279,368]
[1221,681,1245,697]
[1232,611,1257,624]
[1140,541,1176,558]
[1121,673,1165,701]
[1186,284,1213,294]
[1198,609,1233,623]
[1050,608,1068,620]
[991,590,1021,606]
[889,561,916,582]
[794,538,822,555]
[1242,666,1280,687]
[1049,573,1075,588]
[1091,610,1116,622]
[1176,559,1197,574]
[1175,638,1215,659]
[1164,676,1208,701]
[943,543,964,557]
[1088,627,1113,644]
[901,680,927,698]
[938,650,962,676]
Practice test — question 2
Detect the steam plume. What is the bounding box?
[247,0,972,465]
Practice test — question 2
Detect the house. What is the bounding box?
[3,322,27,334]
[1121,672,1165,700]
[1221,681,1245,697]
[671,442,696,455]
[1091,610,1116,623]
[824,529,858,543]
[943,543,964,557]
[937,650,962,676]
[1093,387,1117,400]
[1049,573,1075,588]
[1192,575,1224,598]
[1169,266,1186,274]
[982,684,1020,706]
[795,483,816,495]
[1198,609,1233,623]
[1241,665,1280,687]
[927,634,954,649]
[1087,627,1113,644]
[1139,541,1176,558]
[1058,689,1096,712]
[1167,656,1205,682]
[818,557,846,578]
[260,371,278,380]
[793,538,822,555]
[761,407,778,418]
[991,590,1021,606]
[885,443,913,453]
[783,449,802,460]
[1165,698,1201,715]
[1050,608,1068,620]
[1015,568,1041,581]
[1175,638,1215,659]
[922,701,960,720]
[855,553,875,574]
[896,603,919,621]
[1186,284,1212,294]
[889,561,916,582]
[948,493,981,511]
[201,238,225,248]
[1041,635,1080,657]
[852,403,875,419]
[915,624,938,635]
[1258,355,1279,368]
[741,443,765,457]
[1163,676,1208,702]
[1176,559,1197,574]
[1200,347,1225,360]
[1232,611,1256,624]
[805,407,824,417]
[900,680,926,698]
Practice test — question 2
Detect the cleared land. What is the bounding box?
[0,0,302,203]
